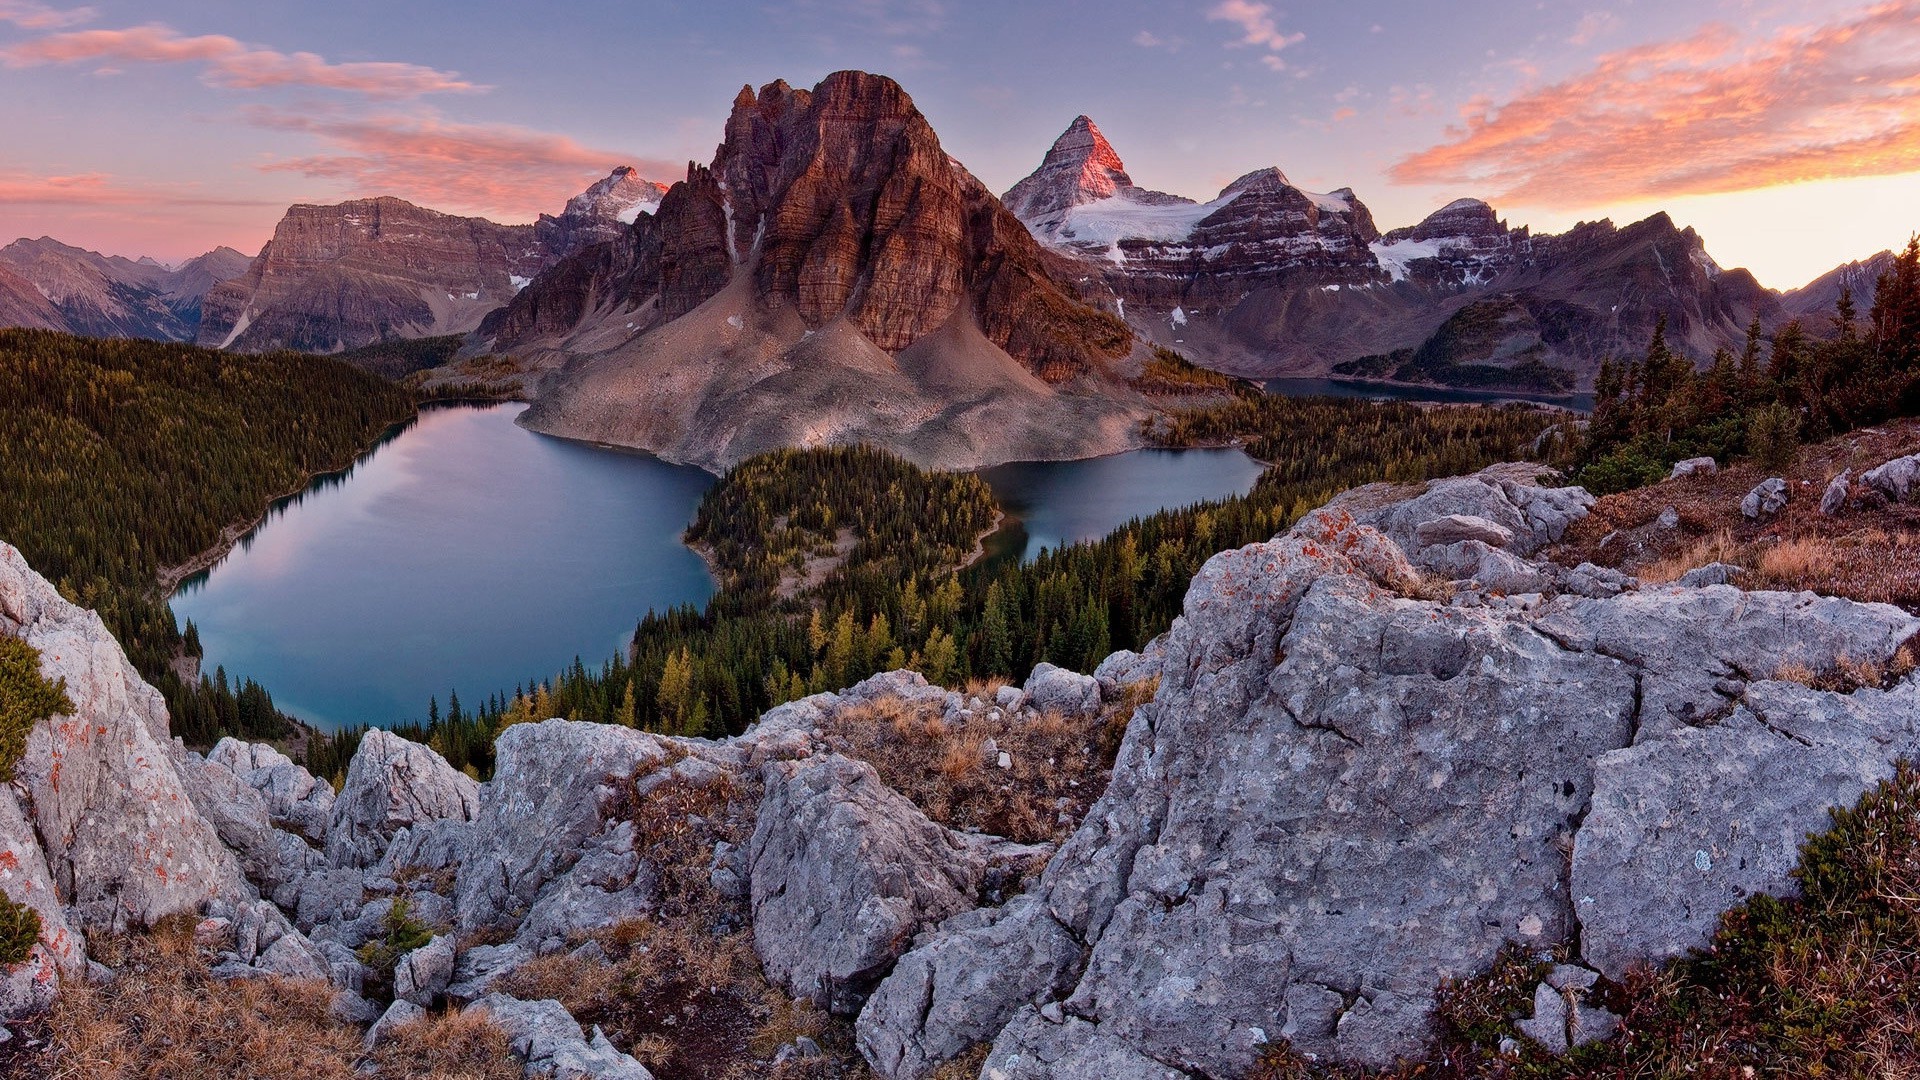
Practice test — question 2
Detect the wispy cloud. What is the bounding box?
[0,0,92,29]
[2,23,483,97]
[0,171,277,208]
[245,107,675,218]
[1207,0,1304,70]
[1566,10,1618,47]
[1392,2,1920,207]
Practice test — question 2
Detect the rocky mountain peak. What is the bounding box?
[1002,114,1191,233]
[1219,165,1297,198]
[534,167,669,257]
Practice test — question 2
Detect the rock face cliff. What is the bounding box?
[6,462,1919,1074]
[194,169,664,355]
[1005,117,1784,389]
[0,238,250,340]
[195,199,548,353]
[495,72,1149,472]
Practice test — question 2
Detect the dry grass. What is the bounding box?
[364,1009,521,1080]
[1550,417,1920,610]
[2,912,514,1080]
[815,681,1150,846]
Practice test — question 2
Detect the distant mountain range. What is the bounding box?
[0,70,1901,421]
[0,238,251,340]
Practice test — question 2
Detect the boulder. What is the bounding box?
[454,720,668,933]
[1413,513,1516,549]
[1021,662,1102,717]
[0,788,78,1020]
[326,730,479,870]
[394,934,455,1005]
[856,897,1082,1078]
[206,738,335,842]
[750,754,991,1015]
[470,993,655,1079]
[1343,466,1592,557]
[1863,452,1920,502]
[1417,539,1552,593]
[1819,469,1852,516]
[1675,562,1744,588]
[178,753,321,894]
[859,498,1920,1076]
[1669,457,1716,480]
[448,942,532,1001]
[1575,677,1920,977]
[1740,477,1789,519]
[364,998,426,1051]
[514,819,656,953]
[0,543,246,932]
[1655,505,1680,529]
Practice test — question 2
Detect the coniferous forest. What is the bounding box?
[0,329,418,745]
[1574,238,1920,491]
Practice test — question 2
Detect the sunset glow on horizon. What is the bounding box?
[1,0,1915,290]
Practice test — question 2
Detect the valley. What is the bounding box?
[1,11,1918,1076]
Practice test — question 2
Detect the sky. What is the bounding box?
[1,0,1916,289]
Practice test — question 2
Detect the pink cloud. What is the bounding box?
[1392,2,1920,206]
[0,170,277,208]
[0,1,92,29]
[245,108,679,219]
[1208,1,1305,57]
[2,23,482,98]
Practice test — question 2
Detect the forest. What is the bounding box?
[1574,237,1920,491]
[0,329,418,746]
[332,397,1559,777]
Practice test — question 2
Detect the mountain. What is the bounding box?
[533,165,668,257]
[494,71,1150,472]
[0,264,64,330]
[1781,249,1894,323]
[1005,117,1783,390]
[0,237,250,340]
[196,169,665,354]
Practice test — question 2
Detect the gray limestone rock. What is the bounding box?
[206,738,335,842]
[1675,562,1744,588]
[179,753,321,894]
[326,730,479,870]
[859,484,1920,1076]
[750,754,991,1016]
[856,897,1082,1078]
[1022,663,1102,717]
[1414,512,1516,549]
[1819,469,1852,516]
[454,720,669,933]
[364,997,426,1050]
[1740,477,1789,519]
[471,993,655,1079]
[1574,677,1920,977]
[0,543,246,932]
[394,934,455,1005]
[448,942,532,1001]
[0,788,80,1020]
[1655,505,1680,529]
[1515,982,1569,1054]
[1669,457,1716,479]
[1863,452,1920,502]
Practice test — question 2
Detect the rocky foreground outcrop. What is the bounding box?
[4,461,1920,1076]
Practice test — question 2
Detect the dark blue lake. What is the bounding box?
[171,406,1268,731]
[170,404,718,731]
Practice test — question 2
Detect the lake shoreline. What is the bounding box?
[155,411,423,597]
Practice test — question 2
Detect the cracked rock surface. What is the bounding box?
[857,467,1920,1077]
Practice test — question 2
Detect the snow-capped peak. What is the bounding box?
[1003,115,1193,235]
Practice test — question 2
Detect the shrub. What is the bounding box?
[0,891,42,966]
[357,896,438,984]
[0,636,72,783]
[1748,402,1802,470]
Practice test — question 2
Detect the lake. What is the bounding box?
[172,406,1267,731]
[171,404,718,731]
[980,450,1267,561]
[1265,377,1594,413]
